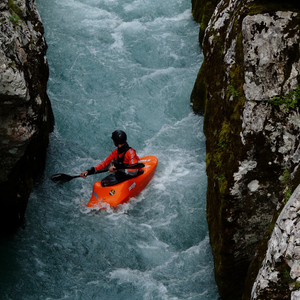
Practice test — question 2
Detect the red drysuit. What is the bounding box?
[94,146,140,176]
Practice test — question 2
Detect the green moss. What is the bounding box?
[227,84,239,98]
[192,0,221,43]
[218,141,227,148]
[8,15,21,27]
[8,0,23,19]
[268,85,300,110]
[219,119,231,143]
[282,169,291,185]
[283,269,293,286]
[208,118,234,197]
[8,0,23,27]
[219,178,228,195]
[199,2,216,42]
[214,174,226,181]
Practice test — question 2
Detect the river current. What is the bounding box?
[0,0,219,299]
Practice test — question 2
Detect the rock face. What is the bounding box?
[0,0,54,234]
[191,0,300,299]
[251,185,300,299]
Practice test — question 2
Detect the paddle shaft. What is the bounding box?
[51,162,145,183]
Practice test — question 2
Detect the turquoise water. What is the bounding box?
[0,0,219,299]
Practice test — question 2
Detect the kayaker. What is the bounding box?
[80,130,141,186]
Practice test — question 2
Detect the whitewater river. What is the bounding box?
[0,0,219,299]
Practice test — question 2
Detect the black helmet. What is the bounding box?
[111,130,127,144]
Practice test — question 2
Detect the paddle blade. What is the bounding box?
[51,173,79,183]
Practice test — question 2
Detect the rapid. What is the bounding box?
[0,0,219,299]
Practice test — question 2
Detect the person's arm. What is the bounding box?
[80,167,96,178]
[80,150,117,178]
[121,148,140,176]
[94,149,117,171]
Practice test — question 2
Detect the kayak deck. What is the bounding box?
[86,155,158,208]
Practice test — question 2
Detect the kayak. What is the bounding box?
[86,155,158,208]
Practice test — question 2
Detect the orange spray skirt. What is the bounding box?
[87,156,158,208]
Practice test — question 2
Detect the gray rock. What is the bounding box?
[191,0,300,298]
[0,0,54,234]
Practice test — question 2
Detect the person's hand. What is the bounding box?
[108,166,117,173]
[80,171,88,178]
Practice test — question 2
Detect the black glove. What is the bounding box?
[87,167,96,175]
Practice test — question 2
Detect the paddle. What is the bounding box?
[51,162,145,183]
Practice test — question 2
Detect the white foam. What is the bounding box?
[26,0,217,298]
[109,268,175,300]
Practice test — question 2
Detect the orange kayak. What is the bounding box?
[86,155,158,208]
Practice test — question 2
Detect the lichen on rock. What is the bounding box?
[242,12,300,102]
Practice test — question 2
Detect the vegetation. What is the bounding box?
[218,141,227,148]
[8,0,23,18]
[8,14,21,26]
[295,281,300,290]
[268,85,300,109]
[227,83,239,98]
[282,266,293,287]
[8,0,23,27]
[214,174,226,182]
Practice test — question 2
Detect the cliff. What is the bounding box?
[251,184,300,299]
[191,0,300,299]
[0,0,54,235]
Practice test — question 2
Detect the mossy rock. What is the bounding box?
[191,0,221,43]
[190,0,300,299]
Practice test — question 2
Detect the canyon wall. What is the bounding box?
[0,0,54,235]
[191,0,300,298]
